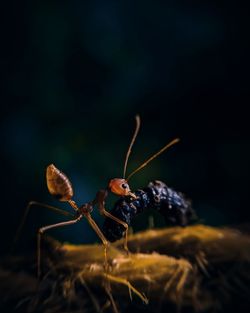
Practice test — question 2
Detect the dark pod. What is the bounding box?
[102,180,196,242]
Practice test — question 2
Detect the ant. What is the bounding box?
[14,115,179,278]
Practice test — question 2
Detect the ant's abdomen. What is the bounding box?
[46,164,73,201]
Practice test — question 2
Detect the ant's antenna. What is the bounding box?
[123,115,141,178]
[126,138,180,181]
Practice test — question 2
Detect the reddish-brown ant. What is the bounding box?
[14,115,179,279]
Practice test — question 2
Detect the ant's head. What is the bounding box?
[108,178,137,199]
[110,115,179,198]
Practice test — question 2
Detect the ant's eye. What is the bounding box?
[122,183,128,189]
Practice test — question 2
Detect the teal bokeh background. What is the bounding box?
[2,1,250,252]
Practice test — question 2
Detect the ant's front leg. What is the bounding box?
[94,190,130,255]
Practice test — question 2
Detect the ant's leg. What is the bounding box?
[67,199,109,271]
[13,201,75,248]
[100,208,129,254]
[92,189,129,254]
[83,212,147,306]
[37,215,82,278]
[84,213,109,271]
[94,190,130,254]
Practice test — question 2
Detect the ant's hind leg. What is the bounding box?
[37,215,82,278]
[13,201,75,249]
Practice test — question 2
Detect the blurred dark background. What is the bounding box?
[1,1,249,253]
